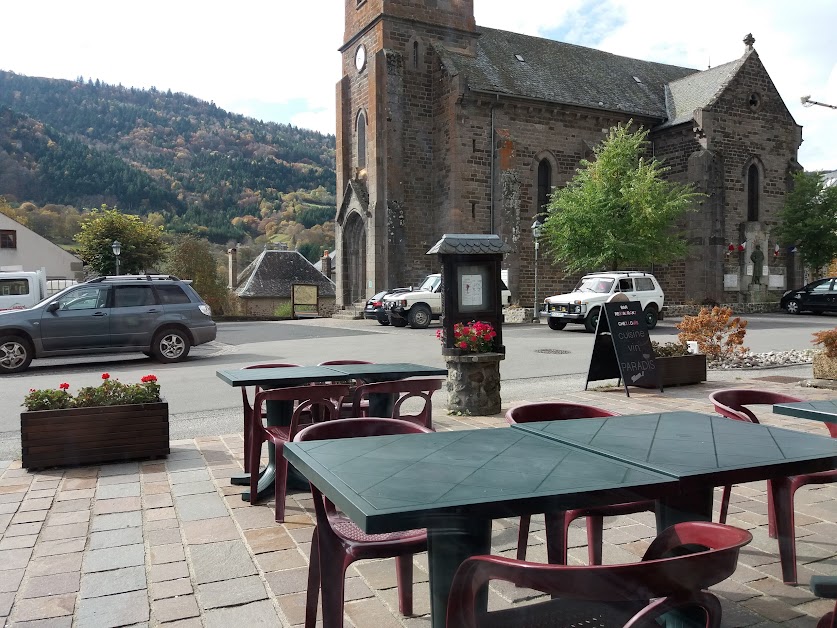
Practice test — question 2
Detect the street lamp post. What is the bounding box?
[531,219,544,323]
[112,240,121,276]
[801,95,837,110]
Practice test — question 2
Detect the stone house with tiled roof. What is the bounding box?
[335,0,802,309]
[231,246,336,317]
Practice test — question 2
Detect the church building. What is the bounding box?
[334,0,803,309]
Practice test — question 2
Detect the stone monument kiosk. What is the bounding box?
[426,234,510,415]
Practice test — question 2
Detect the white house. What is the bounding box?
[0,213,84,279]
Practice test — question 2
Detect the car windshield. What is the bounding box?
[418,275,441,291]
[574,277,614,293]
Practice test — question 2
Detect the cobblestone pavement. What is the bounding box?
[1,378,836,627]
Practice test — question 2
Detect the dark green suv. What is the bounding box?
[0,275,217,374]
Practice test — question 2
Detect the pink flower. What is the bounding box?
[141,374,158,383]
[59,382,69,390]
[102,373,110,380]
[459,341,468,350]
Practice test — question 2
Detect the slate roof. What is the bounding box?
[426,234,513,255]
[660,56,748,128]
[235,249,336,298]
[437,27,698,119]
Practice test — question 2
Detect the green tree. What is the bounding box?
[74,205,165,275]
[165,235,229,315]
[773,171,837,278]
[542,122,702,272]
[297,242,323,263]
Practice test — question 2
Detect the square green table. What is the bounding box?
[216,363,447,499]
[284,426,677,628]
[774,400,837,428]
[512,411,837,584]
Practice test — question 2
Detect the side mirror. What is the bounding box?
[47,302,60,313]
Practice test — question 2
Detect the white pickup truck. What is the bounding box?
[0,270,77,312]
[382,273,512,329]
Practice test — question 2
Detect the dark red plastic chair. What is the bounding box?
[240,363,302,473]
[294,418,432,628]
[247,383,351,522]
[506,402,655,565]
[812,576,837,628]
[710,389,837,584]
[317,360,374,418]
[447,521,753,628]
[352,378,444,428]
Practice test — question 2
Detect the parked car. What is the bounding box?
[364,288,410,325]
[780,278,837,315]
[0,274,217,374]
[540,271,664,332]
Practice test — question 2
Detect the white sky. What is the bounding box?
[2,0,835,170]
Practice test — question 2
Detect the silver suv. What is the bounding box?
[540,271,664,332]
[0,275,217,373]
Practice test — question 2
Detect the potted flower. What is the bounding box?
[438,320,498,354]
[21,373,169,469]
[438,321,504,415]
[812,328,837,379]
[651,341,707,386]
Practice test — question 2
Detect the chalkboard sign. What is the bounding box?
[585,299,661,396]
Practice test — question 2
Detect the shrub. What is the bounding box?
[812,328,837,358]
[676,306,748,359]
[274,302,293,318]
[651,341,690,357]
[23,373,161,411]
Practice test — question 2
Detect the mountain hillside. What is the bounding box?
[0,71,336,243]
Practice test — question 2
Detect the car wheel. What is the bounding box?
[785,300,800,315]
[376,311,391,326]
[152,328,191,363]
[0,336,33,374]
[547,319,567,331]
[408,305,432,329]
[584,309,600,333]
[390,314,408,328]
[644,306,658,330]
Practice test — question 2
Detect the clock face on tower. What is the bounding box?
[355,44,367,72]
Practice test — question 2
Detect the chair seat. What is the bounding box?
[330,515,425,544]
[264,425,292,442]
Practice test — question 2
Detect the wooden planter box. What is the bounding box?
[21,402,169,470]
[657,354,707,387]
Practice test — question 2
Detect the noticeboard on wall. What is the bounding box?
[292,284,318,319]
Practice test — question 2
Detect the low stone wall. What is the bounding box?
[662,302,781,318]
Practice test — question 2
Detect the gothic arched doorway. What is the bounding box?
[342,211,367,305]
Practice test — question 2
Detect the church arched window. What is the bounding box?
[747,163,760,221]
[356,110,366,169]
[537,159,552,213]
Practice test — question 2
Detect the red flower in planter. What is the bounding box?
[141,374,158,383]
[102,373,110,380]
[59,383,70,390]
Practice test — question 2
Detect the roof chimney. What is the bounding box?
[227,247,238,289]
[744,33,755,53]
[321,249,332,280]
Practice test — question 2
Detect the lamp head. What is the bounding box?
[531,219,544,239]
[801,95,812,107]
[111,240,122,256]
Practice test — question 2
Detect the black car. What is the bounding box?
[780,277,837,314]
[364,288,409,325]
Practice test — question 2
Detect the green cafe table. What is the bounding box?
[216,363,446,500]
[284,426,678,628]
[512,411,837,584]
[774,400,837,431]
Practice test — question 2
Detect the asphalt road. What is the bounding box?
[1,312,834,460]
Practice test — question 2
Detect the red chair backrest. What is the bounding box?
[317,360,374,366]
[352,378,444,426]
[252,383,352,439]
[506,402,619,425]
[447,521,752,627]
[709,389,803,424]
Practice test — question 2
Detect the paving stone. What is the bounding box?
[0,568,25,593]
[197,575,268,609]
[0,547,33,570]
[256,548,308,573]
[0,590,12,615]
[82,543,145,573]
[143,493,173,509]
[46,510,90,527]
[168,470,211,486]
[146,517,179,531]
[150,543,185,565]
[149,577,192,600]
[79,566,147,599]
[26,489,57,500]
[0,502,19,514]
[10,614,74,627]
[90,511,142,531]
[150,561,190,583]
[5,521,43,536]
[171,481,216,497]
[18,498,53,512]
[165,460,207,474]
[50,498,91,513]
[264,566,309,596]
[742,595,805,622]
[10,593,75,622]
[92,496,141,515]
[190,541,257,584]
[152,594,200,623]
[173,492,228,521]
[61,478,96,491]
[25,553,83,577]
[0,534,38,550]
[11,509,49,524]
[203,600,280,628]
[74,588,149,628]
[142,481,171,495]
[55,489,95,501]
[146,506,177,521]
[38,522,88,542]
[182,517,239,545]
[146,527,182,547]
[98,463,140,477]
[232,505,280,530]
[243,526,295,554]
[88,526,144,550]
[96,483,140,499]
[20,572,80,599]
[32,538,86,558]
